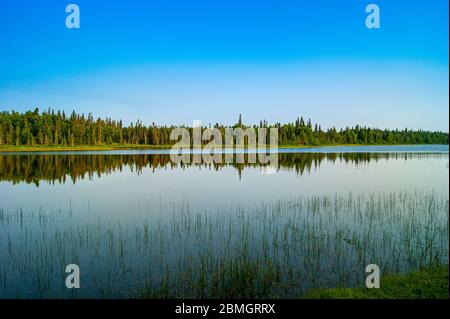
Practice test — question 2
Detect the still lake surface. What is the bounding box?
[0,145,448,298]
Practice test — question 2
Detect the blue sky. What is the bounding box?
[0,0,448,130]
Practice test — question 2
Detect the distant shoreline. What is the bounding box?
[0,143,448,153]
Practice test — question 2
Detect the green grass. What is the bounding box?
[306,265,449,299]
[0,144,174,152]
[0,143,437,153]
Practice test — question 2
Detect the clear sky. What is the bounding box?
[0,0,448,131]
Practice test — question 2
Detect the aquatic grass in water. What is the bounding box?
[0,191,448,298]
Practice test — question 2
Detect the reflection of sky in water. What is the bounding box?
[0,153,448,223]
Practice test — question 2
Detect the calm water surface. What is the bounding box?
[0,145,448,298]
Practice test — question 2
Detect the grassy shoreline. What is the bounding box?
[0,143,446,153]
[0,144,173,152]
[306,265,449,299]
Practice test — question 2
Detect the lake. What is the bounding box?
[0,145,448,298]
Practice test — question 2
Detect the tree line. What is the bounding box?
[0,108,448,147]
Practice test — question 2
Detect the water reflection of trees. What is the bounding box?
[0,153,444,186]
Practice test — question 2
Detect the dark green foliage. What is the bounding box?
[0,109,448,146]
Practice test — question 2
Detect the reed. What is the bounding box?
[0,191,448,298]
